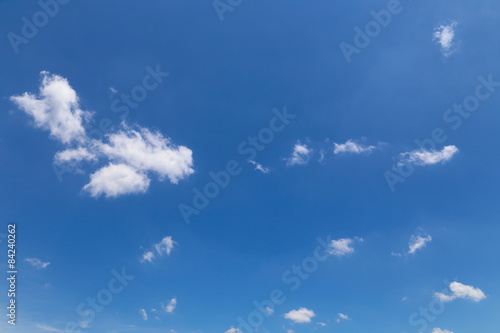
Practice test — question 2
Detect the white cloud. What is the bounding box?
[399,145,459,166]
[139,309,148,321]
[11,72,195,198]
[333,139,376,154]
[141,236,176,263]
[328,238,362,257]
[35,324,64,332]
[225,327,242,333]
[98,125,194,184]
[264,306,274,315]
[83,163,150,198]
[433,21,458,57]
[316,322,327,327]
[336,313,350,323]
[249,160,270,174]
[408,233,432,254]
[10,71,92,144]
[25,257,50,269]
[141,251,155,263]
[155,236,176,256]
[54,147,96,163]
[286,142,311,166]
[284,307,316,323]
[432,329,454,333]
[435,281,486,303]
[164,297,177,313]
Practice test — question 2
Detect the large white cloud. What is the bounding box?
[83,163,150,198]
[435,281,486,303]
[11,71,195,198]
[399,145,458,166]
[284,307,316,323]
[98,125,194,184]
[10,72,92,144]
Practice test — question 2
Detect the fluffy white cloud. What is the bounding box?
[284,307,316,323]
[333,139,376,154]
[225,327,242,333]
[400,145,459,166]
[328,238,362,257]
[83,163,150,198]
[336,313,350,323]
[164,297,177,313]
[286,142,311,166]
[249,160,270,174]
[316,322,327,327]
[11,72,195,198]
[98,125,194,184]
[432,328,453,333]
[25,258,50,269]
[10,72,92,144]
[435,281,486,303]
[139,309,148,321]
[408,233,432,254]
[433,21,458,57]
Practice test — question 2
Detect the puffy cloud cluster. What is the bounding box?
[10,71,194,198]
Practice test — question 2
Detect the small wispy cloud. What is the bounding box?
[25,258,50,269]
[225,327,242,333]
[328,237,363,257]
[35,324,64,332]
[285,141,311,166]
[335,313,350,323]
[141,236,176,263]
[408,233,432,254]
[249,160,271,174]
[164,297,177,313]
[392,231,432,257]
[333,139,377,154]
[139,309,148,321]
[433,328,454,333]
[433,21,458,57]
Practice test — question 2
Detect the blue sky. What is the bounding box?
[1,0,500,332]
